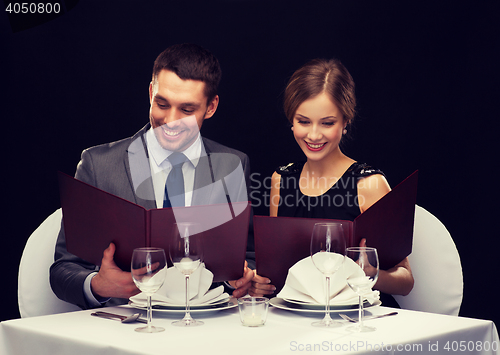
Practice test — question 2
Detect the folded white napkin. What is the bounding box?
[130,263,228,306]
[277,254,379,305]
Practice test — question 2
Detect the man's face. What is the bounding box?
[149,69,218,152]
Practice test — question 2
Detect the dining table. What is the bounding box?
[1,301,499,355]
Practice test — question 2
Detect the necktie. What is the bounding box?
[163,152,187,208]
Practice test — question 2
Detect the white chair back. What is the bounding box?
[393,205,463,315]
[18,209,81,317]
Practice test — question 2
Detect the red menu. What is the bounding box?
[58,172,251,282]
[254,170,418,293]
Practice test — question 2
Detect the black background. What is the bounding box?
[2,0,499,325]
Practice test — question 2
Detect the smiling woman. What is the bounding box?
[271,58,388,217]
[250,58,414,302]
[291,93,346,168]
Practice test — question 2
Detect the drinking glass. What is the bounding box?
[345,247,379,332]
[169,222,204,327]
[310,222,346,327]
[131,247,167,333]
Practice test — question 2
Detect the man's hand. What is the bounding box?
[228,261,254,298]
[90,243,140,299]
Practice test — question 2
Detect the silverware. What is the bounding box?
[91,311,147,324]
[339,311,398,323]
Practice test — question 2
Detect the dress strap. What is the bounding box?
[347,162,386,178]
[275,162,305,175]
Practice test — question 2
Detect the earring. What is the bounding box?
[291,126,294,131]
[343,128,347,135]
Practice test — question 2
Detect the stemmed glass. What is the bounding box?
[310,222,346,327]
[131,247,167,333]
[345,247,379,332]
[169,222,204,327]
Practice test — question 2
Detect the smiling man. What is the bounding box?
[149,69,217,152]
[50,44,254,309]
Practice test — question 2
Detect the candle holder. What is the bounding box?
[238,297,269,327]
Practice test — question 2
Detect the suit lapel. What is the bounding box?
[124,124,156,210]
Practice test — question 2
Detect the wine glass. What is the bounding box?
[310,222,346,327]
[169,222,204,327]
[131,247,167,333]
[345,247,379,332]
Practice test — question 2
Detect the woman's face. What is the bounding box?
[292,92,345,162]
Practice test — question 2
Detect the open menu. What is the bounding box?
[58,172,251,282]
[254,170,418,293]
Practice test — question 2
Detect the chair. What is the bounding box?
[18,209,81,317]
[393,205,463,315]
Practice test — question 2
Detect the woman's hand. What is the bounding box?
[228,261,254,298]
[358,238,414,296]
[355,239,378,278]
[248,272,276,297]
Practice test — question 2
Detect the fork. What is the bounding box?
[339,311,398,323]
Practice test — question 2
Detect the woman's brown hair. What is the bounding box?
[284,58,356,126]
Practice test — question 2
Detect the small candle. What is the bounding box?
[238,296,269,327]
[243,313,263,327]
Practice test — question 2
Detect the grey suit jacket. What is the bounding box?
[50,124,251,309]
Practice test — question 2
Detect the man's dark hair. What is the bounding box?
[153,43,221,102]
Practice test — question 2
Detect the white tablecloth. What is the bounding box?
[1,304,498,355]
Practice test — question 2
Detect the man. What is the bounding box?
[50,43,254,309]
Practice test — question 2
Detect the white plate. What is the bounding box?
[282,297,360,308]
[129,298,238,314]
[132,294,230,308]
[270,297,381,313]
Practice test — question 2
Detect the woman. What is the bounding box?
[251,59,413,301]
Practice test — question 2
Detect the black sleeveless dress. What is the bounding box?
[275,161,400,308]
[276,161,384,219]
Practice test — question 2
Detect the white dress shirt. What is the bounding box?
[145,127,202,208]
